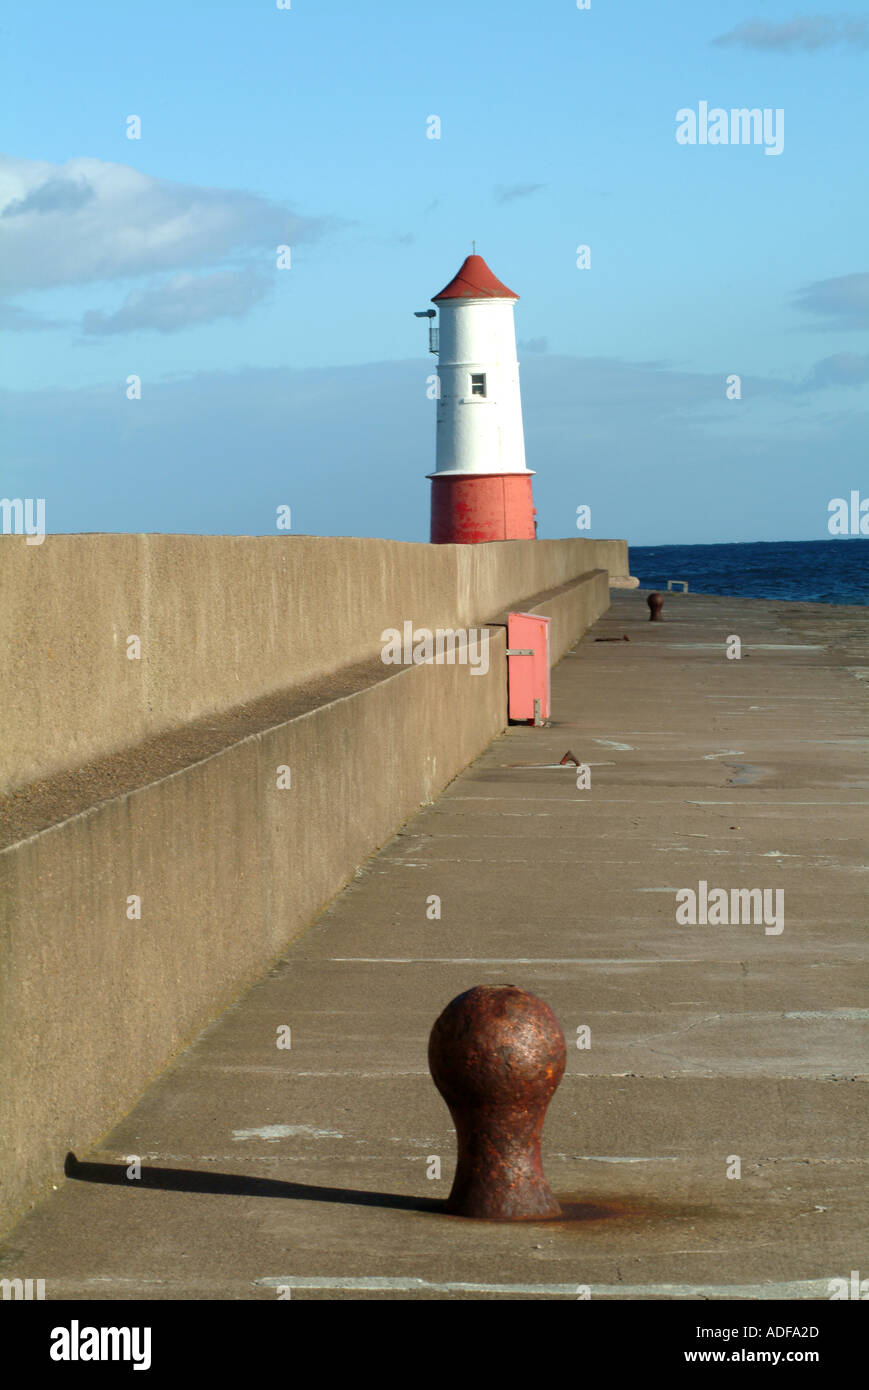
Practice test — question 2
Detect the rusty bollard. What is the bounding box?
[647,591,664,621]
[428,984,566,1220]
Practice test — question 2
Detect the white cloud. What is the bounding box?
[0,155,324,294]
[494,182,546,203]
[82,268,272,335]
[793,272,869,330]
[801,352,869,389]
[3,174,96,217]
[0,302,66,332]
[713,14,869,51]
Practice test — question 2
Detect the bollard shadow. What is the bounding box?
[65,1155,720,1228]
[64,1153,444,1214]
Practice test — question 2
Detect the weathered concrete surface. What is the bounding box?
[1,589,866,1298]
[0,563,611,1236]
[0,535,626,793]
[488,568,610,665]
[0,632,508,1236]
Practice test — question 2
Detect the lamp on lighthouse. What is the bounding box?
[417,253,537,544]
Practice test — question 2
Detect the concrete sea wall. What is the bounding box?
[0,535,627,794]
[0,535,624,1234]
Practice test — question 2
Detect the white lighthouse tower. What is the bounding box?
[423,253,537,544]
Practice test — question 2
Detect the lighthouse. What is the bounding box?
[421,254,537,544]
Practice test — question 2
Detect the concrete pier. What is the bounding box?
[1,588,866,1299]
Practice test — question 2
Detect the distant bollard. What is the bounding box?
[428,984,566,1220]
[647,591,664,621]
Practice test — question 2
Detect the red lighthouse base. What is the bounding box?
[429,473,536,544]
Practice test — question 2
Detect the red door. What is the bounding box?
[507,613,551,723]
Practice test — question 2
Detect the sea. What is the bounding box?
[629,539,869,607]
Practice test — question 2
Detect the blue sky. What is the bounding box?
[2,0,867,543]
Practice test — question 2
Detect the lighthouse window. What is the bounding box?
[470,373,487,397]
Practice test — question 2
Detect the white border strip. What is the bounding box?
[254,1275,834,1299]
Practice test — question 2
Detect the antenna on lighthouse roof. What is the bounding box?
[472,240,476,254]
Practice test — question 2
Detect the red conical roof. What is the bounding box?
[432,254,519,302]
